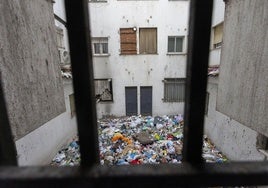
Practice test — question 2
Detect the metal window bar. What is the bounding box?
[0,0,268,187]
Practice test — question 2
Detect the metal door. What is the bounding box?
[125,87,137,116]
[140,86,152,115]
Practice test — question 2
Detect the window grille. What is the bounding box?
[163,78,185,102]
[0,0,267,187]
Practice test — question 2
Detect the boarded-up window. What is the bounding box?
[139,28,157,54]
[213,22,223,48]
[120,28,137,55]
[94,79,113,102]
[69,94,76,118]
[163,78,185,102]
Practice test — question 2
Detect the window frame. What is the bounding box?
[212,22,224,49]
[163,78,186,102]
[139,27,157,54]
[69,94,76,117]
[92,37,109,56]
[0,0,267,187]
[94,78,113,102]
[120,28,137,55]
[167,36,185,54]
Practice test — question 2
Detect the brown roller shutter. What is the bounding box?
[120,28,137,55]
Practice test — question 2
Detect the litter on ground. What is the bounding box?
[50,114,228,166]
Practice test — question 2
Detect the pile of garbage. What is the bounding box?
[50,114,228,166]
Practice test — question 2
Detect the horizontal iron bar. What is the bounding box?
[0,162,268,187]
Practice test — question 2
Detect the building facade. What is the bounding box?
[89,0,190,118]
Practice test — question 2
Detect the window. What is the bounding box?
[163,78,185,102]
[168,36,184,53]
[94,79,113,102]
[139,28,157,54]
[92,37,109,55]
[69,94,76,117]
[205,92,209,116]
[56,26,64,49]
[213,22,223,49]
[120,28,137,55]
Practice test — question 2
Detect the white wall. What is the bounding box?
[16,79,77,166]
[204,78,265,161]
[209,0,225,66]
[89,0,189,118]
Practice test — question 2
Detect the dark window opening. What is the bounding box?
[94,79,113,102]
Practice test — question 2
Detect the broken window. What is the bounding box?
[120,28,137,55]
[139,28,157,54]
[163,78,185,102]
[168,36,184,53]
[213,22,223,49]
[94,79,113,102]
[92,37,109,55]
[69,94,76,118]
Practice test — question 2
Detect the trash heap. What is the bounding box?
[51,114,228,166]
[51,139,80,166]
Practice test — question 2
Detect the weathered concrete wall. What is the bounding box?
[0,0,65,140]
[217,0,268,137]
[16,79,77,166]
[205,78,265,161]
[90,0,189,117]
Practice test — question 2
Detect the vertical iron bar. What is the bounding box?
[65,0,100,167]
[183,0,213,164]
[0,73,17,166]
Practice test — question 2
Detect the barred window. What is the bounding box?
[163,78,185,102]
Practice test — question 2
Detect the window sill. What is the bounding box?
[210,47,221,52]
[89,1,108,3]
[93,54,110,57]
[138,53,159,55]
[119,53,159,55]
[162,99,184,103]
[97,101,113,103]
[166,52,187,55]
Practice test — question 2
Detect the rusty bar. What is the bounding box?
[64,0,100,167]
[183,0,213,164]
[1,162,268,187]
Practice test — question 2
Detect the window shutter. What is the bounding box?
[139,28,157,54]
[214,23,223,44]
[120,28,137,55]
